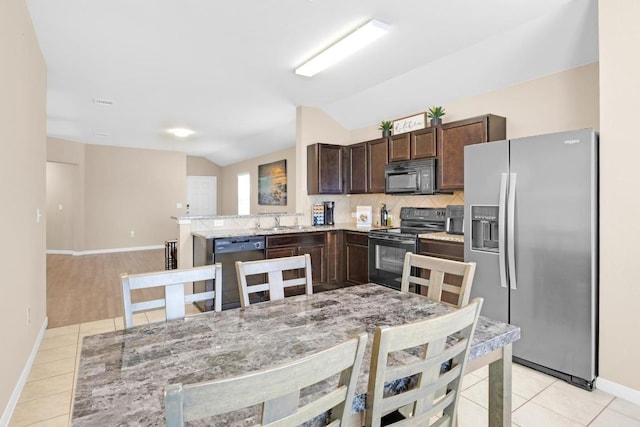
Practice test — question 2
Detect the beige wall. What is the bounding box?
[599,0,640,392]
[47,139,187,251]
[84,145,186,250]
[0,0,47,419]
[186,156,223,214]
[219,146,296,215]
[186,156,222,176]
[296,106,352,222]
[350,63,600,144]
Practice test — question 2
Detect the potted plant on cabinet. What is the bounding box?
[379,120,393,138]
[427,106,446,127]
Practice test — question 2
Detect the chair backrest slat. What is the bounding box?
[400,252,476,307]
[235,254,313,308]
[365,298,483,427]
[121,264,222,328]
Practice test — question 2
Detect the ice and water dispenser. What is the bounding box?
[471,206,500,252]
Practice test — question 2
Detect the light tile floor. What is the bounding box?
[9,310,640,426]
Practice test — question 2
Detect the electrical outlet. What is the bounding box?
[176,202,183,209]
[214,220,224,227]
[130,230,135,238]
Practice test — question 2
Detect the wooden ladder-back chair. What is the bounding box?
[235,254,312,308]
[400,252,476,307]
[121,264,222,328]
[165,332,368,426]
[365,298,484,427]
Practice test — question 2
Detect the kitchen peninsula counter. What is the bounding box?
[192,223,374,239]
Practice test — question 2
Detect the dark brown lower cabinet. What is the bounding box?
[345,231,369,285]
[418,238,464,305]
[325,230,343,284]
[266,232,326,284]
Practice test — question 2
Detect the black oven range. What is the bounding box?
[368,207,446,290]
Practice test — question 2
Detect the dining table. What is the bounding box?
[71,283,520,426]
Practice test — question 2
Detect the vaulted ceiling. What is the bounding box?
[27,0,598,166]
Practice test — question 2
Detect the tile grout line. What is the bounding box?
[67,324,80,423]
[594,397,640,425]
[523,378,612,426]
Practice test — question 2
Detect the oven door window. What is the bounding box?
[386,172,417,193]
[368,238,416,290]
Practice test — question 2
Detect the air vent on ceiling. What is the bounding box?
[93,98,114,106]
[94,131,110,137]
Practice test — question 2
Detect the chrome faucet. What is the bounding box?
[274,216,280,227]
[255,218,261,229]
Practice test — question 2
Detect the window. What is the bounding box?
[238,173,250,215]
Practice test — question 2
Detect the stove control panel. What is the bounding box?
[399,207,447,221]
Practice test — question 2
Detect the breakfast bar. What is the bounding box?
[72,284,520,426]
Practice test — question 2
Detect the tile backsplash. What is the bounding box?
[309,192,464,227]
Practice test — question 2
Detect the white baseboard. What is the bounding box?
[597,377,640,406]
[46,249,74,255]
[0,317,48,427]
[46,245,164,256]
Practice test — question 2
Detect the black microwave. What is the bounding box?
[384,158,436,195]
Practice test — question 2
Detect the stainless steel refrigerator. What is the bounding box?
[464,128,598,390]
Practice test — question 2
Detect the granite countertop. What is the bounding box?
[192,223,375,239]
[72,284,519,426]
[172,212,304,221]
[419,231,465,243]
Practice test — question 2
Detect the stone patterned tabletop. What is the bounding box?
[72,284,519,426]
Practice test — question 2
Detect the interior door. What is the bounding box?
[186,176,217,215]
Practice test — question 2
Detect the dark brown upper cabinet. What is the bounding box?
[389,127,437,163]
[411,127,437,159]
[437,114,506,191]
[307,143,344,195]
[367,137,388,193]
[346,142,367,193]
[346,137,388,194]
[388,132,411,162]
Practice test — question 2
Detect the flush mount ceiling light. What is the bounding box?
[167,128,195,138]
[295,19,390,77]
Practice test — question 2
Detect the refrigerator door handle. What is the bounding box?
[498,173,508,288]
[507,173,517,290]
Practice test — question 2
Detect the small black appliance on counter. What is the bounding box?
[323,201,335,225]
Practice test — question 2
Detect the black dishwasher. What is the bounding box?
[193,235,265,311]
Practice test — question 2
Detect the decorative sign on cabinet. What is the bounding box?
[392,113,426,135]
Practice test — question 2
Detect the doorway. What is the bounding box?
[186,176,217,215]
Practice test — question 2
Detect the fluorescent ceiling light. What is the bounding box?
[167,128,195,138]
[295,19,389,77]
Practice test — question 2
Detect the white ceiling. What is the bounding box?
[26,0,598,166]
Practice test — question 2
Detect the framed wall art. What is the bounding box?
[258,159,287,206]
